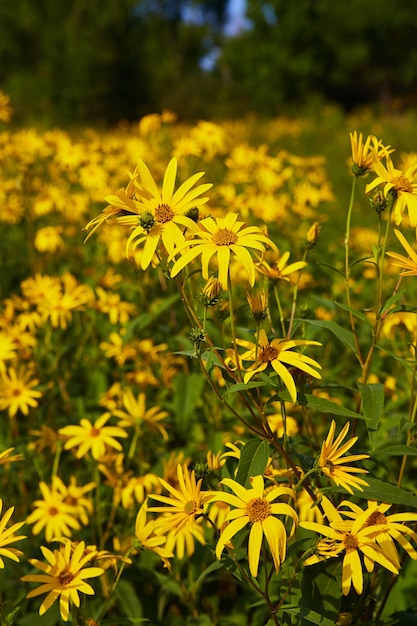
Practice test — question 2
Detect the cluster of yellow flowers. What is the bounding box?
[2,100,417,624]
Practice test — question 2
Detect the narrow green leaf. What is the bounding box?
[317,262,345,278]
[223,380,268,396]
[235,439,269,487]
[352,477,417,509]
[124,293,180,337]
[298,392,364,420]
[358,382,384,448]
[370,445,417,457]
[334,301,372,326]
[278,604,337,626]
[301,319,358,357]
[380,289,407,315]
[173,372,204,437]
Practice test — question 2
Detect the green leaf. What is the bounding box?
[352,477,417,509]
[380,289,407,315]
[124,293,180,338]
[298,392,364,420]
[300,558,341,624]
[370,445,417,457]
[358,382,384,448]
[223,380,268,396]
[317,262,345,278]
[235,439,269,487]
[334,301,373,326]
[300,319,359,357]
[278,603,337,625]
[172,372,204,437]
[115,579,143,620]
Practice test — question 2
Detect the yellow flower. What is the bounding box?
[121,473,161,509]
[339,499,417,564]
[53,476,96,526]
[164,520,206,559]
[0,90,13,122]
[349,132,391,176]
[134,501,172,568]
[84,167,140,240]
[95,287,137,325]
[211,475,298,577]
[59,414,128,461]
[301,497,399,595]
[125,157,212,268]
[170,212,277,290]
[0,331,17,373]
[226,328,321,402]
[256,251,307,283]
[0,500,26,567]
[26,480,81,542]
[148,464,208,535]
[34,226,64,253]
[0,447,24,466]
[0,366,42,418]
[112,389,169,441]
[386,228,417,276]
[317,420,369,494]
[365,153,417,226]
[21,540,104,621]
[247,289,269,322]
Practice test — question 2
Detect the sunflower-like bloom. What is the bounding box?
[211,475,298,577]
[386,228,417,276]
[21,540,104,621]
[148,464,209,535]
[112,388,169,441]
[256,251,307,283]
[59,413,128,461]
[170,212,277,290]
[0,366,42,418]
[339,499,417,565]
[84,167,140,240]
[317,420,369,494]
[26,480,81,542]
[349,131,392,176]
[125,158,212,268]
[0,500,26,567]
[226,328,321,402]
[301,497,399,595]
[134,501,173,568]
[164,520,206,560]
[365,154,417,226]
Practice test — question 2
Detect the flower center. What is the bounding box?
[58,570,74,586]
[90,427,100,437]
[48,506,58,516]
[245,497,271,522]
[391,175,413,193]
[212,228,238,246]
[365,511,387,526]
[184,500,198,515]
[259,344,278,362]
[343,532,359,552]
[12,388,22,397]
[155,204,174,223]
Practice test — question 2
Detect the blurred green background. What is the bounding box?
[3,0,417,126]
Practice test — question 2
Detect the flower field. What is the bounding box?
[2,94,417,625]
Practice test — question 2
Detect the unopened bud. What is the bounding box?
[369,189,387,213]
[200,277,222,306]
[305,222,321,249]
[247,290,269,322]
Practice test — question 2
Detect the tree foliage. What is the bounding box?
[219,0,417,115]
